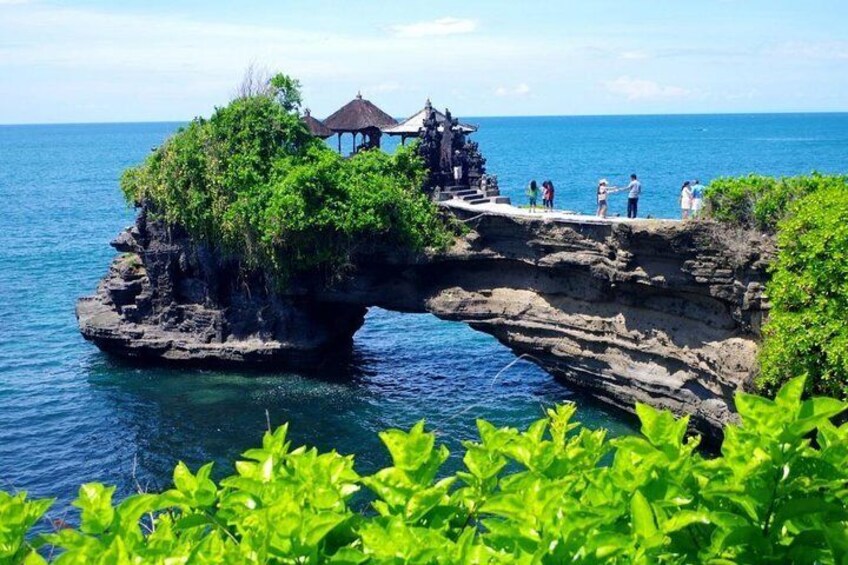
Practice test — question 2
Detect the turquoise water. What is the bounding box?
[1,114,847,514]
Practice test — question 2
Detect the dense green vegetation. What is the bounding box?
[704,174,848,398]
[3,378,847,564]
[757,184,848,398]
[703,173,847,233]
[120,73,452,282]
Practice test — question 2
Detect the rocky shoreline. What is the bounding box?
[78,206,774,438]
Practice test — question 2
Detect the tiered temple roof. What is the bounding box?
[302,108,333,139]
[324,93,397,133]
[382,99,477,138]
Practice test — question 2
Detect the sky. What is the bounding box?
[1,0,847,124]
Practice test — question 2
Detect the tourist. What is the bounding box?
[626,173,641,218]
[680,180,693,220]
[452,150,464,185]
[541,181,550,211]
[597,179,609,217]
[527,180,539,212]
[691,179,705,218]
[545,180,555,211]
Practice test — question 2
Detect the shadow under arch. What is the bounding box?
[82,307,636,508]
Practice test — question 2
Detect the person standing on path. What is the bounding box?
[626,174,641,218]
[597,179,609,218]
[680,180,693,220]
[527,180,539,213]
[541,180,555,212]
[690,179,705,219]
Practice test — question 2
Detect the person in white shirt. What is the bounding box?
[597,179,610,217]
[680,180,693,220]
[626,174,642,218]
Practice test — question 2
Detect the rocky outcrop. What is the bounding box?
[77,206,774,437]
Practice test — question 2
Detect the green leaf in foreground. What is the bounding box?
[4,376,847,563]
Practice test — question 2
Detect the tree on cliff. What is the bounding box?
[121,71,452,283]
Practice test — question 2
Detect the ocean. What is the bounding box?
[1,113,846,514]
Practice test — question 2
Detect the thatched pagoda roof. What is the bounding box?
[324,92,397,133]
[382,99,477,136]
[302,109,333,139]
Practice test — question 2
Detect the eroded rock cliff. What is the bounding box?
[77,206,774,436]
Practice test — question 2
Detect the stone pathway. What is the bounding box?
[435,184,510,205]
[441,195,681,225]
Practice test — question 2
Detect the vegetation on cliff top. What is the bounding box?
[704,174,848,398]
[120,72,452,282]
[4,377,847,564]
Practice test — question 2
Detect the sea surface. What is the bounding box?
[1,114,847,516]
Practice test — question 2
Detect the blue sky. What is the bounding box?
[1,0,847,123]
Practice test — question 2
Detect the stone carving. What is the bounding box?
[418,108,487,193]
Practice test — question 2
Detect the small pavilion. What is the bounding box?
[382,99,477,144]
[302,108,333,139]
[324,92,397,153]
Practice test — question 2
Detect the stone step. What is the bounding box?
[466,197,489,205]
[493,196,511,204]
[462,193,486,201]
[454,189,480,198]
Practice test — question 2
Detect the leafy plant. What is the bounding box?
[703,173,847,232]
[704,173,848,397]
[120,72,452,283]
[4,377,848,563]
[758,184,848,398]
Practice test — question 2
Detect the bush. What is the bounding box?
[758,184,848,398]
[703,174,848,397]
[121,73,451,283]
[4,377,848,563]
[703,173,847,232]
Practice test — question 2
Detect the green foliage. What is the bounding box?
[268,73,303,113]
[704,173,848,397]
[120,72,451,282]
[703,173,847,232]
[758,184,848,398]
[5,378,848,563]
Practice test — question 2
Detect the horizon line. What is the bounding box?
[2,109,848,128]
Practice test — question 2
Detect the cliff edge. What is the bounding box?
[77,206,774,437]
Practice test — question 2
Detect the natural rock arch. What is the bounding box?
[78,207,773,438]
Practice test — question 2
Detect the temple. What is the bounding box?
[382,99,477,145]
[323,92,397,153]
[313,94,509,205]
[301,108,333,139]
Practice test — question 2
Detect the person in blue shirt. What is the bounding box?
[690,179,705,219]
[626,174,641,218]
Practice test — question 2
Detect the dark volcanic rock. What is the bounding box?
[77,211,366,369]
[77,206,774,437]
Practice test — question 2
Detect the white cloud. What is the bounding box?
[366,81,402,94]
[495,83,531,97]
[768,41,848,61]
[604,76,689,101]
[389,17,477,39]
[0,4,532,122]
[620,50,650,60]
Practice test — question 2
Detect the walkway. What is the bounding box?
[441,196,680,226]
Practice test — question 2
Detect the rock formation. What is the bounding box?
[77,206,774,437]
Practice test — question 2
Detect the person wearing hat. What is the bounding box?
[597,179,610,217]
